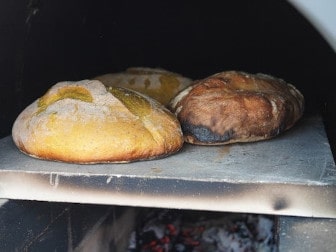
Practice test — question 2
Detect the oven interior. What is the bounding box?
[0,1,336,251]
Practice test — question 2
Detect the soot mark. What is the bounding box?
[273,197,289,211]
[182,122,235,143]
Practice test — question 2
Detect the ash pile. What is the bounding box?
[128,208,277,252]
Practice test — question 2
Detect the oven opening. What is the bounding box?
[0,1,335,251]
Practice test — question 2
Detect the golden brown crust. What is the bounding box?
[12,80,184,163]
[94,67,192,106]
[169,71,304,145]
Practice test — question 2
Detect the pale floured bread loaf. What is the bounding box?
[94,67,192,106]
[169,71,304,145]
[12,80,184,163]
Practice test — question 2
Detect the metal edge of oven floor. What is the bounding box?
[0,115,335,218]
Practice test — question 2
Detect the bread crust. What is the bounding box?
[94,67,192,106]
[12,80,184,163]
[169,71,304,145]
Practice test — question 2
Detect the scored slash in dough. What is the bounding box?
[12,79,184,163]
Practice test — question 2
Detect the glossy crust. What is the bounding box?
[94,67,192,106]
[169,71,304,145]
[12,80,184,163]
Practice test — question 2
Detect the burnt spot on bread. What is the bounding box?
[182,121,235,144]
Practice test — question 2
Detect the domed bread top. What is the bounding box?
[94,67,192,106]
[12,80,184,163]
[169,71,304,145]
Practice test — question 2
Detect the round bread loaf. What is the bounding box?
[94,67,192,106]
[12,80,184,163]
[169,71,304,145]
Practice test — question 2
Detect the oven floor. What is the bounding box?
[0,114,336,218]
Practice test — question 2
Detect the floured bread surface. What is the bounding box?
[12,80,184,163]
[169,71,304,145]
[94,67,192,106]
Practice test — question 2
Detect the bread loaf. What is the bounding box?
[95,67,192,106]
[169,71,304,145]
[12,80,184,163]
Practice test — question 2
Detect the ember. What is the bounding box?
[128,209,277,252]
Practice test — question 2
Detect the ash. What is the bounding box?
[128,209,277,252]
